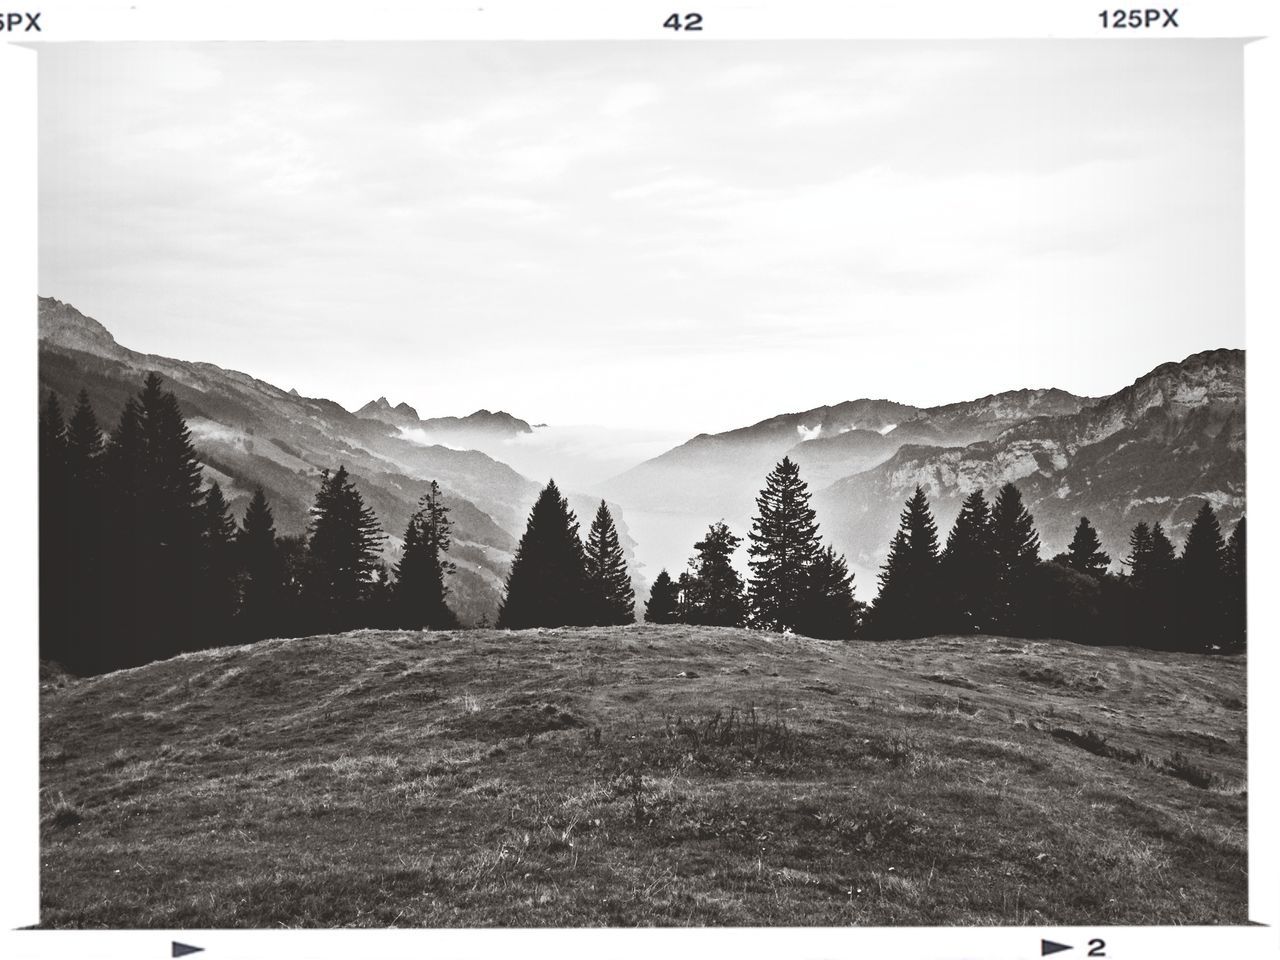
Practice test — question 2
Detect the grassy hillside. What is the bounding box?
[39,626,1247,927]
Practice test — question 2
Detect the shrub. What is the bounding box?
[662,706,798,770]
[49,795,83,829]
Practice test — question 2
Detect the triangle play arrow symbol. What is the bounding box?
[172,943,204,958]
[1041,940,1072,956]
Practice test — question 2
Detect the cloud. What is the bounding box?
[37,41,1243,435]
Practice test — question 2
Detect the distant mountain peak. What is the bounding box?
[37,296,127,360]
[353,396,533,438]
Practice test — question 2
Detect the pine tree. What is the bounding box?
[304,465,387,631]
[1148,522,1177,575]
[794,544,862,640]
[682,521,748,627]
[938,489,997,633]
[1065,516,1111,579]
[62,390,107,673]
[1143,522,1179,648]
[394,481,459,629]
[239,488,288,641]
[1125,522,1153,584]
[747,457,822,632]
[583,501,635,626]
[989,482,1041,635]
[90,374,210,668]
[866,487,940,639]
[65,389,105,485]
[139,373,207,555]
[198,482,241,647]
[39,392,69,665]
[497,480,589,628]
[99,395,148,669]
[644,569,681,624]
[136,373,208,662]
[1176,502,1227,652]
[1224,516,1246,650]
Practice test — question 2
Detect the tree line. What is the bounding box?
[39,375,460,674]
[637,458,1243,654]
[857,483,1244,652]
[40,376,1245,673]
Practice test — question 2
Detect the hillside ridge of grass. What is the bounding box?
[40,625,1247,927]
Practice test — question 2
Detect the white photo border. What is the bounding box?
[2,3,1276,958]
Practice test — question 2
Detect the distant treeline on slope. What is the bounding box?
[39,373,1245,677]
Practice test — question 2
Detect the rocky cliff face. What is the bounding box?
[814,349,1244,586]
[38,298,129,360]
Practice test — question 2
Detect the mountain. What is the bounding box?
[788,429,897,489]
[355,396,422,427]
[598,388,1098,585]
[601,391,1095,519]
[357,397,533,442]
[37,298,560,624]
[814,349,1245,586]
[599,399,921,519]
[599,359,1239,594]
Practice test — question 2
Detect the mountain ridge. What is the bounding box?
[36,297,548,625]
[813,347,1244,585]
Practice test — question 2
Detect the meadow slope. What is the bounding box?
[39,626,1247,927]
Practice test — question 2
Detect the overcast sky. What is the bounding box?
[39,41,1243,434]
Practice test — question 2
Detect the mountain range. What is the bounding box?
[601,351,1243,591]
[356,396,533,443]
[38,296,1244,615]
[37,298,627,625]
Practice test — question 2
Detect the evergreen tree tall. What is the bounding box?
[62,390,107,672]
[989,482,1041,635]
[938,489,997,633]
[794,544,862,640]
[99,395,148,668]
[239,487,287,640]
[497,479,589,628]
[1064,516,1111,579]
[65,389,105,487]
[199,482,241,648]
[747,457,822,632]
[681,521,748,627]
[137,373,208,661]
[583,501,635,626]
[866,486,940,639]
[1177,502,1227,652]
[1224,516,1246,650]
[38,392,69,665]
[91,374,210,667]
[304,465,387,632]
[1130,522,1178,648]
[394,481,459,629]
[1125,522,1153,583]
[644,569,681,624]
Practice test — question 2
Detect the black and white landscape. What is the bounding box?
[36,40,1246,928]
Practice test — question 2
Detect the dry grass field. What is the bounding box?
[38,625,1247,927]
